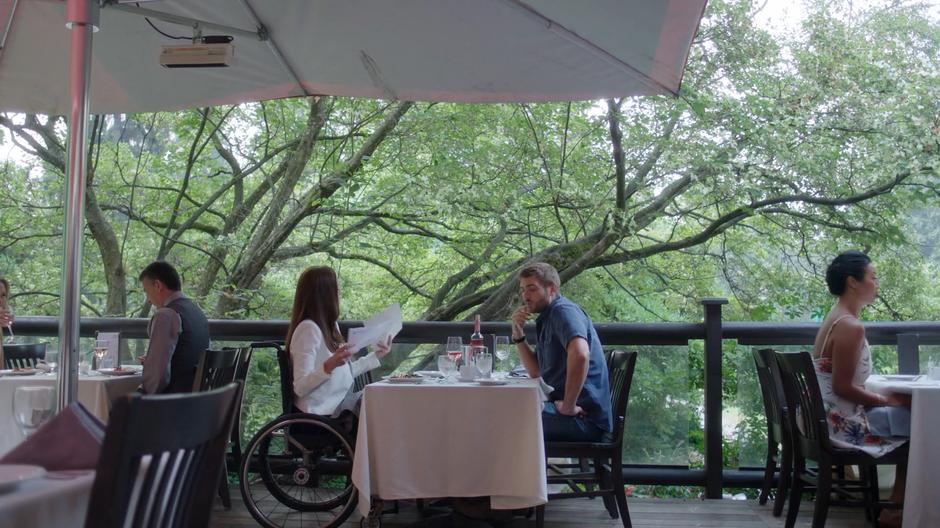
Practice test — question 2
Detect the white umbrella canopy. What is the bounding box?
[0,0,706,113]
[0,0,706,409]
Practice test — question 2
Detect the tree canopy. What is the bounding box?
[1,0,938,326]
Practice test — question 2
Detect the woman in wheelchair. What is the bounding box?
[287,265,391,429]
[239,266,392,528]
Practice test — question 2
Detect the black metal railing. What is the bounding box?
[12,299,940,498]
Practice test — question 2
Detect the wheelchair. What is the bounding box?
[239,341,371,528]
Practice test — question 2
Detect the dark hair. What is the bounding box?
[825,250,872,296]
[138,261,182,291]
[518,262,561,288]
[0,277,9,307]
[286,266,343,353]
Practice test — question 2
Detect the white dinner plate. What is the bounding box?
[8,369,37,376]
[882,374,921,381]
[475,379,508,386]
[414,370,444,378]
[384,376,424,384]
[97,368,138,376]
[0,465,46,493]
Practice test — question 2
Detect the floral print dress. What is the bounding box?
[813,315,907,457]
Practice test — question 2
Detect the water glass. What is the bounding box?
[928,357,940,381]
[437,354,456,380]
[13,386,54,437]
[475,351,493,379]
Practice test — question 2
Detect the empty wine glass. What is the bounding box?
[13,386,54,437]
[494,336,511,362]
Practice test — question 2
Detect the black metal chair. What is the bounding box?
[753,348,792,516]
[774,351,907,528]
[2,342,47,369]
[84,383,241,528]
[536,350,638,528]
[192,347,244,509]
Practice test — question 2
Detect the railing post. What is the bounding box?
[897,333,920,375]
[700,297,727,499]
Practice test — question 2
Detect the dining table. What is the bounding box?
[0,468,94,528]
[0,369,141,455]
[865,374,940,528]
[351,374,548,518]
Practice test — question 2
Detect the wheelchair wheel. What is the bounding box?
[239,413,357,528]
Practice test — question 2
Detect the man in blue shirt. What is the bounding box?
[510,262,612,441]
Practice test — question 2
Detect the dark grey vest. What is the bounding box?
[163,295,210,394]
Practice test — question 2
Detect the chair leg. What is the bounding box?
[759,439,778,506]
[611,457,632,528]
[595,457,618,519]
[535,504,545,528]
[217,458,231,509]
[812,462,832,528]
[773,440,792,517]
[785,459,805,528]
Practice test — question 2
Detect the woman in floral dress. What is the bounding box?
[813,250,909,527]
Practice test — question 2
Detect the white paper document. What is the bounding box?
[347,303,403,353]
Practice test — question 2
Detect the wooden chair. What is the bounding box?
[536,350,638,528]
[2,342,47,369]
[774,351,906,528]
[753,348,792,516]
[84,383,241,528]
[192,348,241,509]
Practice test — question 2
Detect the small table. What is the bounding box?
[865,375,940,528]
[0,372,141,455]
[351,377,547,517]
[0,470,94,528]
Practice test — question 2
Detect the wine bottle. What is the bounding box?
[470,314,484,348]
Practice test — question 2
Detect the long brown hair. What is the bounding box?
[286,266,343,353]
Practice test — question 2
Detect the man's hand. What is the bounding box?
[554,400,585,417]
[137,355,147,365]
[374,336,393,360]
[324,344,353,374]
[511,305,530,333]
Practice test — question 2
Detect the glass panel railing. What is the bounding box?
[621,344,693,466]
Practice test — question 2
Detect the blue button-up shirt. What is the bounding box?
[535,295,612,431]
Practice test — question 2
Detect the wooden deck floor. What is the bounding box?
[210,491,872,527]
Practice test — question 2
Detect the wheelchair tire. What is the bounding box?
[239,413,357,528]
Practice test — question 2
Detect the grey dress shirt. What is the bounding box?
[141,291,183,394]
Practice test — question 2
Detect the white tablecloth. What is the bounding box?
[0,471,94,528]
[0,373,141,455]
[865,375,940,528]
[351,378,547,516]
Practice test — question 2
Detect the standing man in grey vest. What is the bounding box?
[138,261,210,394]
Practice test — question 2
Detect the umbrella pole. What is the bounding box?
[57,0,98,411]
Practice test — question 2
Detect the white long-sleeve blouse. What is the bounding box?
[290,319,380,415]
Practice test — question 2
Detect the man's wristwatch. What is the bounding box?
[512,335,527,344]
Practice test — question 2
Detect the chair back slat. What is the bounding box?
[192,348,240,393]
[607,350,638,445]
[85,383,240,528]
[2,342,47,369]
[773,351,832,459]
[353,370,373,393]
[753,348,789,443]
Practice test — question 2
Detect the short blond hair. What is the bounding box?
[518,262,560,288]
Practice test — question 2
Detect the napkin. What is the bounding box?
[0,402,105,471]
